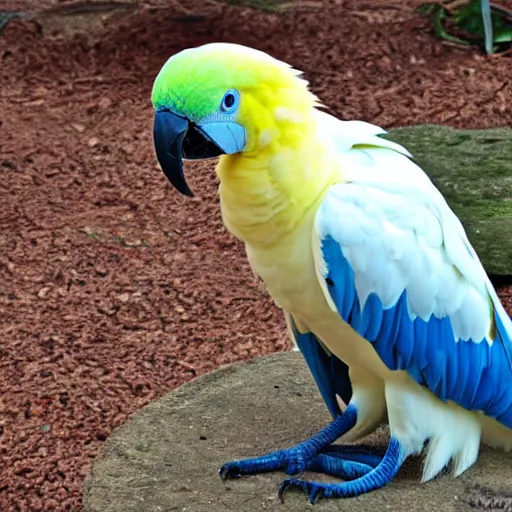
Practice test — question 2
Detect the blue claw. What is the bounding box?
[219,406,358,480]
[279,478,328,504]
[219,407,406,503]
[277,438,406,503]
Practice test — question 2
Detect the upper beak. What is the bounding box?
[153,109,193,197]
[153,109,225,197]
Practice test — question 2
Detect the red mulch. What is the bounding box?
[0,1,511,510]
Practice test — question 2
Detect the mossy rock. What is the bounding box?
[386,125,512,275]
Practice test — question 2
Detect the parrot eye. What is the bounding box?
[221,89,239,113]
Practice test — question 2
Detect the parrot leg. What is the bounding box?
[219,406,375,481]
[278,436,406,504]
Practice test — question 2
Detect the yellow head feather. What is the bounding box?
[152,43,322,153]
[153,43,338,245]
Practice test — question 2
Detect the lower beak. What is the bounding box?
[153,110,193,197]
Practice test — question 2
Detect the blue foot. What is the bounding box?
[278,437,406,504]
[219,405,358,479]
[306,442,385,480]
[309,453,374,480]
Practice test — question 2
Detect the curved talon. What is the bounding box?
[310,485,326,505]
[218,462,240,480]
[277,477,302,503]
[278,478,329,505]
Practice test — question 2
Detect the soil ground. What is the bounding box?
[1,1,511,511]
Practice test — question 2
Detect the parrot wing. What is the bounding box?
[285,312,352,418]
[311,116,512,427]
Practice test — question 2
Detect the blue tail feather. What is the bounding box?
[290,318,352,418]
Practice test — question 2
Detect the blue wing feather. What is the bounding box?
[320,235,512,429]
[289,315,352,418]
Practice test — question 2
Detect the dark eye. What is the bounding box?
[221,89,239,113]
[224,93,235,108]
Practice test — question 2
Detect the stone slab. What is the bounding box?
[386,125,512,276]
[84,352,512,512]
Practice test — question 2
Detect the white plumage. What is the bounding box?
[248,114,512,483]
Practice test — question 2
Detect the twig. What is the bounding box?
[177,360,197,372]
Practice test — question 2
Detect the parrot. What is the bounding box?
[151,42,512,504]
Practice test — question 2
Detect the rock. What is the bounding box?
[88,137,99,148]
[117,293,130,303]
[83,352,512,512]
[37,287,51,299]
[94,266,108,277]
[70,122,86,133]
[386,125,512,275]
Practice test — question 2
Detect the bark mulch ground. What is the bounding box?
[1,0,511,510]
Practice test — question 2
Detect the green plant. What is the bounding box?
[417,0,512,54]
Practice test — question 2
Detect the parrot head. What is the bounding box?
[151,43,319,196]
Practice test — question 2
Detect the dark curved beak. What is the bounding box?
[153,109,225,197]
[153,110,193,197]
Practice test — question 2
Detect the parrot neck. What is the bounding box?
[216,133,342,246]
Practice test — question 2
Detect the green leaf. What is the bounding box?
[433,8,471,45]
[494,29,512,43]
[421,0,511,53]
[415,2,443,15]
